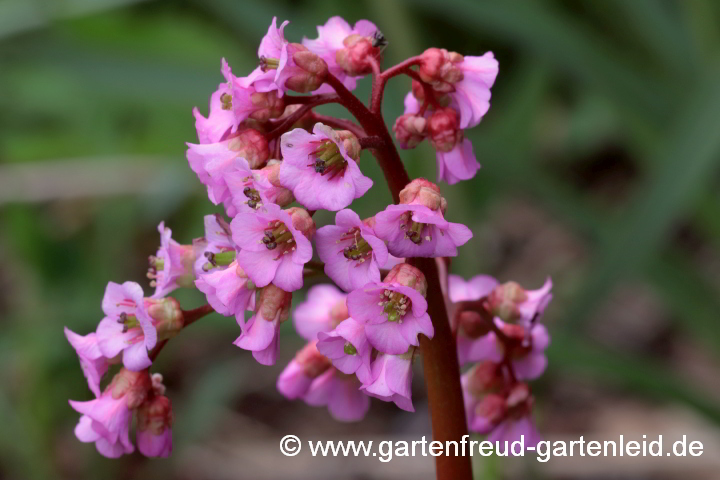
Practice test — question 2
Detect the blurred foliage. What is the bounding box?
[1,0,720,479]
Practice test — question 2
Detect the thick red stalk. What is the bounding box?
[325,72,472,480]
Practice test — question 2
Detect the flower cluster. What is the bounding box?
[65,14,553,465]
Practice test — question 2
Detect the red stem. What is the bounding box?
[325,72,473,480]
[308,112,366,138]
[266,94,339,140]
[359,135,386,150]
[183,303,215,327]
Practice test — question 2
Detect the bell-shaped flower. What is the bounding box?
[136,394,173,458]
[292,284,348,341]
[360,350,415,412]
[279,124,372,211]
[232,205,315,292]
[303,367,370,422]
[315,209,388,292]
[64,328,108,397]
[277,340,332,399]
[148,222,197,298]
[316,317,372,383]
[234,284,292,365]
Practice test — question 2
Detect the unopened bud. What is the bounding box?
[109,368,152,408]
[284,44,329,93]
[418,48,464,92]
[488,281,528,323]
[336,34,382,76]
[506,382,531,410]
[467,361,504,396]
[248,91,285,122]
[295,341,332,378]
[145,297,184,341]
[256,284,293,323]
[458,310,491,338]
[399,178,447,213]
[227,128,270,168]
[136,395,173,435]
[474,393,507,425]
[383,263,427,297]
[286,207,316,240]
[333,130,361,161]
[427,108,462,152]
[393,114,427,149]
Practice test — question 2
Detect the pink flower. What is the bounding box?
[64,328,108,397]
[231,205,315,292]
[315,209,388,292]
[302,17,379,93]
[195,261,254,323]
[96,282,157,371]
[303,368,370,422]
[136,395,173,458]
[292,284,348,341]
[279,124,372,211]
[374,204,472,258]
[234,284,292,365]
[193,214,235,276]
[223,162,293,218]
[449,274,498,365]
[346,265,433,355]
[192,59,240,144]
[277,341,332,399]
[360,351,415,412]
[70,369,152,458]
[317,317,372,383]
[487,278,553,326]
[148,222,196,298]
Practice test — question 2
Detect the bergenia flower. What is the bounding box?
[487,278,553,326]
[293,284,348,341]
[316,317,372,383]
[64,328,108,397]
[277,340,332,399]
[279,124,372,211]
[303,367,370,422]
[449,273,498,365]
[346,264,433,355]
[193,214,235,277]
[234,284,292,365]
[195,261,255,323]
[232,205,315,292]
[427,108,480,185]
[136,395,173,458]
[192,59,240,144]
[69,369,152,458]
[360,350,415,412]
[417,48,499,129]
[315,209,388,292]
[374,204,472,258]
[148,222,196,298]
[302,16,379,93]
[96,282,157,371]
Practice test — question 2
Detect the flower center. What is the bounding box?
[399,212,433,245]
[146,256,164,287]
[220,93,233,110]
[202,250,236,272]
[262,221,297,259]
[259,56,280,71]
[343,342,358,355]
[379,289,411,323]
[339,228,373,263]
[243,186,263,210]
[307,140,347,178]
[117,312,140,333]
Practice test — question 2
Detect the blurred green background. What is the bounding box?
[2,0,720,479]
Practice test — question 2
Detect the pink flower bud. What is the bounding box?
[427,107,463,152]
[466,361,504,396]
[506,382,531,411]
[382,263,427,297]
[109,368,153,409]
[144,297,184,341]
[284,44,329,93]
[393,114,427,149]
[488,281,527,323]
[332,130,361,161]
[227,128,270,169]
[256,284,293,324]
[254,160,295,207]
[474,393,507,426]
[336,34,382,76]
[249,91,285,122]
[398,178,447,213]
[136,395,173,458]
[295,340,332,378]
[285,207,316,240]
[458,310,491,338]
[418,48,465,92]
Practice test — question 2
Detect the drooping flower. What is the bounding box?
[292,284,348,341]
[277,340,332,399]
[449,274,498,365]
[148,222,197,298]
[315,209,388,292]
[96,282,157,371]
[232,205,315,292]
[69,369,152,458]
[64,328,108,397]
[347,264,433,355]
[360,350,415,412]
[302,17,380,93]
[234,284,292,365]
[192,59,241,144]
[417,48,499,129]
[279,124,372,211]
[317,317,372,383]
[303,367,371,422]
[427,108,480,185]
[195,261,255,323]
[136,394,173,458]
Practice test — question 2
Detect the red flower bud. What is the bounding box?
[285,207,316,240]
[249,91,285,122]
[467,361,505,396]
[427,107,462,152]
[393,114,427,149]
[399,178,447,213]
[284,43,329,93]
[227,128,270,168]
[295,341,332,378]
[336,34,382,76]
[383,263,428,297]
[418,48,464,92]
